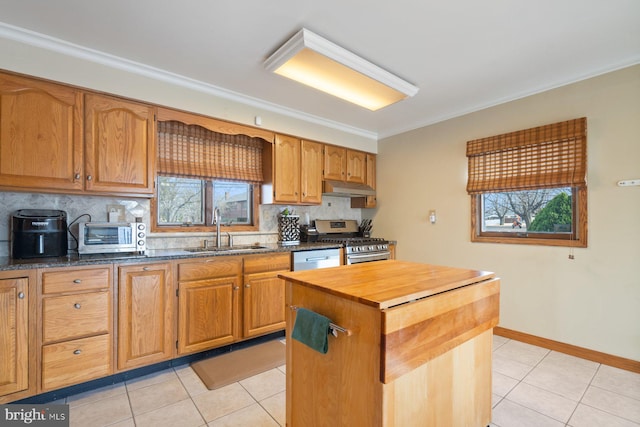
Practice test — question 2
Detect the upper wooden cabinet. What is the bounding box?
[346,149,367,184]
[0,72,156,196]
[323,145,370,184]
[351,153,377,208]
[84,93,156,195]
[0,72,84,192]
[263,135,323,205]
[323,145,346,181]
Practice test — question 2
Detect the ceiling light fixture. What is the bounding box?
[264,28,419,111]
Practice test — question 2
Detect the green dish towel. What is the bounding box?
[292,308,331,354]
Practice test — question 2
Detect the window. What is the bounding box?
[467,118,587,247]
[157,177,253,227]
[152,121,265,233]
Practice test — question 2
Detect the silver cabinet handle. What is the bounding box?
[245,284,251,288]
[74,173,81,180]
[18,292,25,299]
[73,279,82,284]
[86,175,93,181]
[73,349,82,355]
[233,286,240,290]
[143,267,150,271]
[74,303,81,309]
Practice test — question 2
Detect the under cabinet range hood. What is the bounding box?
[322,180,376,197]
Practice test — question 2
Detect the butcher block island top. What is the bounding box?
[278,259,496,309]
[279,260,500,427]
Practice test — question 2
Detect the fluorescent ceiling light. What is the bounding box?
[265,28,419,111]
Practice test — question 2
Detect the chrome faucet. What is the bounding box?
[213,207,221,248]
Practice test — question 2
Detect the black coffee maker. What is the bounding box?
[11,209,68,259]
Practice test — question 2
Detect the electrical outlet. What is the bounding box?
[107,204,125,222]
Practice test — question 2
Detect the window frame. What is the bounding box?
[470,186,587,247]
[150,179,260,233]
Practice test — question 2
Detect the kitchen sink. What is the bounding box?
[184,245,268,253]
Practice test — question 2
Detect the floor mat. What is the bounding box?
[191,340,286,390]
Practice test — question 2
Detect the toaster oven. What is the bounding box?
[78,222,146,254]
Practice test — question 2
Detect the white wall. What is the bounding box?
[374,65,640,361]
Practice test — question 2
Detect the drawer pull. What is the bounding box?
[73,349,82,355]
[73,279,82,284]
[74,303,81,309]
[18,292,25,299]
[233,286,240,291]
[143,267,150,271]
[245,284,251,288]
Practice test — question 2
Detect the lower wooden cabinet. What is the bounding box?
[41,335,111,391]
[243,253,290,338]
[0,270,36,403]
[39,265,113,392]
[117,262,173,371]
[177,256,243,354]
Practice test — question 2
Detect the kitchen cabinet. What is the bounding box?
[243,253,290,338]
[0,72,155,196]
[351,153,377,208]
[0,269,36,404]
[323,145,346,181]
[84,93,156,196]
[281,261,499,426]
[39,266,113,391]
[323,145,370,184]
[0,72,83,193]
[263,135,323,205]
[176,256,242,355]
[117,262,173,370]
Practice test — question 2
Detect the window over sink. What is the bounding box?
[151,121,264,233]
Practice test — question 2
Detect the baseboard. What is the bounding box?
[494,326,640,374]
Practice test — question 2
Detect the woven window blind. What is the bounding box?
[157,121,265,183]
[466,118,586,194]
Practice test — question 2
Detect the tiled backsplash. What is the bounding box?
[0,192,361,256]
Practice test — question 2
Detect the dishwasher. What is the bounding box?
[292,248,341,271]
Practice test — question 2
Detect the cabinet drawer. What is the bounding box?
[178,256,242,281]
[42,291,110,343]
[243,253,291,274]
[42,267,111,294]
[41,334,111,391]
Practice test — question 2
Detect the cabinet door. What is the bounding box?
[0,72,83,192]
[177,276,240,354]
[323,145,346,181]
[0,277,29,397]
[84,93,156,195]
[300,140,323,204]
[243,270,287,338]
[117,263,173,370]
[351,153,377,208]
[273,134,301,203]
[346,150,366,184]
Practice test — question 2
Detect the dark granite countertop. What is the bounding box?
[0,242,342,271]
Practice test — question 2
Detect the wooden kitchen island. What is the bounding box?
[278,260,500,427]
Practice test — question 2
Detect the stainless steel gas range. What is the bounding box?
[310,219,391,265]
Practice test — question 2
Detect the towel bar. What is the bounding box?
[289,305,351,336]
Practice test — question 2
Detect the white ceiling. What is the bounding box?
[1,0,639,139]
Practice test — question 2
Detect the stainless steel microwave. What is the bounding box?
[78,222,146,254]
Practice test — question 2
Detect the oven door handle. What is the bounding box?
[347,251,391,261]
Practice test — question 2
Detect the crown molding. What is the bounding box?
[0,21,378,140]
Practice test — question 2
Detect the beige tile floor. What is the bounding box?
[51,335,639,426]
